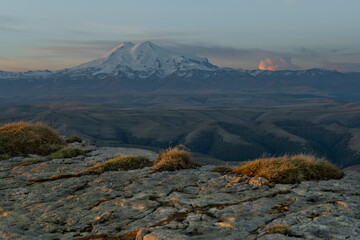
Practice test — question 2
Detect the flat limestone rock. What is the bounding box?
[0,147,359,240]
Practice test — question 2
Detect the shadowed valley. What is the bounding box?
[1,95,360,167]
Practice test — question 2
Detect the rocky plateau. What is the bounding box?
[0,146,359,240]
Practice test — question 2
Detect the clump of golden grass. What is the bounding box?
[80,155,151,175]
[151,145,200,172]
[233,154,343,184]
[48,146,88,159]
[0,121,65,156]
[264,223,291,235]
[66,135,83,143]
[210,165,233,174]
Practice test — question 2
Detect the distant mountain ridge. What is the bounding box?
[1,41,360,99]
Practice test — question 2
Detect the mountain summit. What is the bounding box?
[72,41,217,77]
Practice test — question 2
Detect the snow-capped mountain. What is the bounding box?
[69,41,217,78]
[1,40,360,99]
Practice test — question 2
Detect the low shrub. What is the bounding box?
[48,147,87,159]
[151,146,199,172]
[264,223,291,235]
[210,165,233,174]
[0,121,65,156]
[66,135,83,143]
[233,154,344,184]
[80,155,151,175]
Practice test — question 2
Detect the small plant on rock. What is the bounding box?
[66,135,83,143]
[48,146,87,159]
[0,121,65,156]
[233,154,343,184]
[264,223,291,235]
[210,165,233,174]
[80,155,151,175]
[151,145,200,172]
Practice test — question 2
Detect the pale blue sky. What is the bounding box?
[1,0,360,71]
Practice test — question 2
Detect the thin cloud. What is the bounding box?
[322,61,360,72]
[282,0,297,5]
[25,45,111,59]
[296,47,321,59]
[66,23,198,40]
[0,15,23,32]
[69,23,145,36]
[0,56,89,71]
[295,47,360,59]
[47,39,121,48]
[0,58,35,72]
[162,42,281,59]
[159,41,300,69]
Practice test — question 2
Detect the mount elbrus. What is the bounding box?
[1,41,360,99]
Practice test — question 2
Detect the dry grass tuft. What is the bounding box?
[48,147,88,159]
[0,121,65,156]
[307,212,324,220]
[233,154,343,184]
[264,223,291,235]
[32,173,78,183]
[80,155,151,175]
[210,165,233,174]
[151,146,200,172]
[268,202,292,214]
[66,135,83,143]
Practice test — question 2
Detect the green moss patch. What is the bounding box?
[48,147,87,159]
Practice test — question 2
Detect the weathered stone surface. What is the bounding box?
[0,146,359,239]
[247,177,269,187]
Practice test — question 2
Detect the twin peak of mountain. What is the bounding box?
[73,41,218,76]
